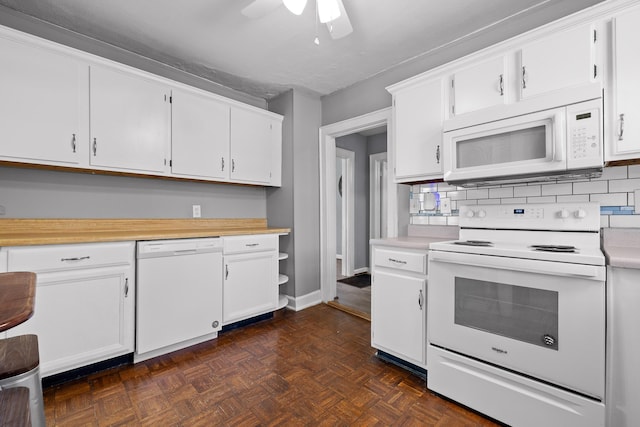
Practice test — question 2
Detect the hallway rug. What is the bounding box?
[337,273,371,288]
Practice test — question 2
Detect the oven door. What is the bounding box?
[443,106,567,184]
[428,250,605,399]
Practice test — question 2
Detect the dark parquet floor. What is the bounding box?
[43,304,499,426]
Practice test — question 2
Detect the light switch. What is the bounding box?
[440,198,452,215]
[192,205,201,218]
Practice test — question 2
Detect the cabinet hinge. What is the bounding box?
[169,159,173,167]
[164,159,166,166]
[451,79,455,88]
[593,29,597,43]
[169,95,173,103]
[451,105,455,115]
[594,64,598,79]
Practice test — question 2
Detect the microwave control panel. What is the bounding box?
[566,99,602,168]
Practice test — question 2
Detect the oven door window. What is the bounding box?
[454,277,558,350]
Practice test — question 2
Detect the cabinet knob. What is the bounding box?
[212,321,219,328]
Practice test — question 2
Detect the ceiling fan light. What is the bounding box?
[317,0,341,23]
[283,0,307,15]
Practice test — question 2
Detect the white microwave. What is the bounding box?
[443,98,603,187]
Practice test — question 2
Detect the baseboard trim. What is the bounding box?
[287,290,322,311]
[354,267,369,275]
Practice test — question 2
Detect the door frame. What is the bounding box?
[319,107,395,303]
[369,152,388,242]
[336,148,355,278]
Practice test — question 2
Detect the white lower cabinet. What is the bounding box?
[371,245,427,369]
[222,234,278,325]
[0,242,135,377]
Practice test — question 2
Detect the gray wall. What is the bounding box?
[320,1,605,125]
[0,166,265,218]
[267,89,322,299]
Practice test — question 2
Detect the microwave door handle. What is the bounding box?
[552,112,565,162]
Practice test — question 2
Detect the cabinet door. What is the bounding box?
[230,107,274,184]
[90,65,169,173]
[223,252,277,324]
[0,36,83,165]
[520,24,595,100]
[171,88,230,179]
[371,270,425,365]
[608,7,640,160]
[453,56,507,116]
[393,79,444,182]
[6,268,134,377]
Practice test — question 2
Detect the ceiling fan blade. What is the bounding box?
[326,0,352,39]
[241,0,282,19]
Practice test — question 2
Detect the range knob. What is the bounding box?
[466,210,475,218]
[574,209,587,219]
[559,209,570,219]
[477,210,487,218]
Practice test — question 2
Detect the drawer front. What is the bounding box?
[374,247,426,274]
[6,241,135,273]
[223,234,277,254]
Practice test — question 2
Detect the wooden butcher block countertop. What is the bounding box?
[0,218,290,246]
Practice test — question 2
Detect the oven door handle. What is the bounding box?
[429,252,604,280]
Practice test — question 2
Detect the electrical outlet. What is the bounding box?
[192,205,201,218]
[440,198,452,215]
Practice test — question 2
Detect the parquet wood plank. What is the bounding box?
[43,304,500,426]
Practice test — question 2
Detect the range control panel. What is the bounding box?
[459,202,601,231]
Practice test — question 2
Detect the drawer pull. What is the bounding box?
[61,256,91,262]
[245,243,260,247]
[388,258,407,265]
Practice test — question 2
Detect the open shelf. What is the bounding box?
[278,252,288,261]
[278,274,289,285]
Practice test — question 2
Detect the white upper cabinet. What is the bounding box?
[0,35,84,166]
[171,88,230,180]
[606,5,640,161]
[230,107,279,185]
[520,23,596,100]
[452,56,508,116]
[89,65,170,174]
[391,78,444,182]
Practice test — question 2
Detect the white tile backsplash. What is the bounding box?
[408,165,640,228]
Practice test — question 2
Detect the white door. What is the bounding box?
[372,270,425,365]
[393,79,444,181]
[608,6,640,160]
[171,88,230,179]
[452,56,507,116]
[0,36,83,165]
[6,269,133,377]
[520,24,595,100]
[223,252,277,324]
[230,107,273,184]
[90,65,169,173]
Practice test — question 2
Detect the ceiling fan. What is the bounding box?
[241,0,353,40]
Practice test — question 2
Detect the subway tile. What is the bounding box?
[447,216,460,226]
[527,196,557,203]
[610,215,640,228]
[590,193,628,206]
[629,165,640,178]
[478,199,496,205]
[420,183,439,193]
[428,216,448,225]
[609,178,640,193]
[596,166,628,181]
[457,200,478,206]
[411,185,421,193]
[573,180,608,194]
[411,216,430,225]
[630,192,635,209]
[541,183,573,196]
[466,188,489,199]
[557,194,590,202]
[600,215,610,228]
[514,185,541,197]
[488,187,513,199]
[501,198,528,204]
[447,191,467,201]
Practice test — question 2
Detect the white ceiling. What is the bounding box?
[0,0,605,100]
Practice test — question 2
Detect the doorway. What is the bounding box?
[319,108,395,317]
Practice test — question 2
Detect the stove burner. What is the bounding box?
[531,245,578,253]
[453,240,493,247]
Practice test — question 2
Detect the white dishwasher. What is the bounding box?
[136,238,223,362]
